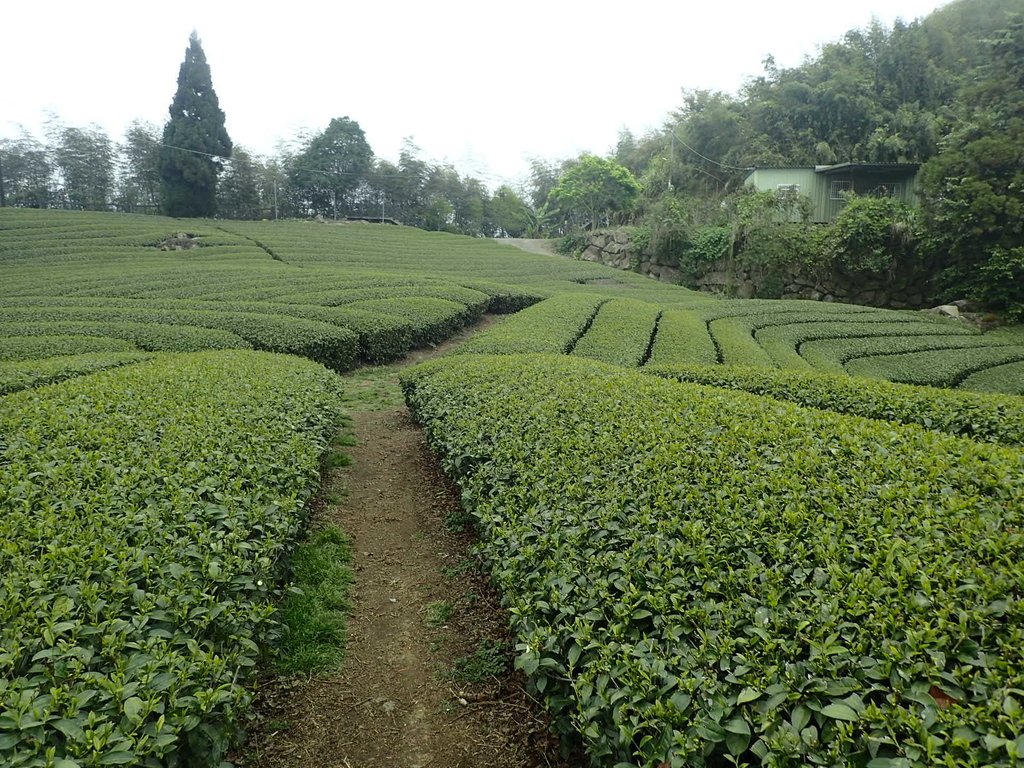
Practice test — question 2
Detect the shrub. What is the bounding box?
[403,354,1024,768]
[0,350,346,766]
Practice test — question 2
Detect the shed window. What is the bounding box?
[870,183,903,198]
[830,180,852,199]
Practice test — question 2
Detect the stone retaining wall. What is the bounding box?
[580,231,681,285]
[581,230,934,309]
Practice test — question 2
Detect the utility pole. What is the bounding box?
[668,131,674,192]
[0,150,6,207]
[273,179,278,220]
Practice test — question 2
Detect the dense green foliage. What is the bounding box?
[0,352,155,395]
[403,354,1024,767]
[647,363,1024,445]
[825,196,919,274]
[917,18,1024,318]
[159,32,232,217]
[456,294,607,356]
[288,117,373,219]
[571,299,661,368]
[543,155,642,233]
[2,201,1024,768]
[0,351,346,766]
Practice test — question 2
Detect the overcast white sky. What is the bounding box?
[4,0,949,189]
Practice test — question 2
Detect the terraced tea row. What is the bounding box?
[571,299,662,367]
[460,294,1024,393]
[0,352,157,395]
[647,363,1024,445]
[456,293,609,355]
[0,351,347,766]
[6,209,1020,393]
[402,354,1024,768]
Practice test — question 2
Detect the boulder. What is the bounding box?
[929,304,961,318]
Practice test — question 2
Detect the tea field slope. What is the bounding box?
[4,208,1024,768]
[0,209,712,374]
[403,354,1024,768]
[463,293,1024,393]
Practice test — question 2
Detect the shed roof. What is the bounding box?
[813,162,920,175]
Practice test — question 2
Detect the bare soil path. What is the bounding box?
[243,318,579,768]
[501,238,561,257]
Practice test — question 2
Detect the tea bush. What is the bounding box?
[403,354,1024,767]
[0,350,346,766]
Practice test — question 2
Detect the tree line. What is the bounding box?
[0,34,535,238]
[0,119,536,237]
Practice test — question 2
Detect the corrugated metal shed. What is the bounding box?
[744,164,920,223]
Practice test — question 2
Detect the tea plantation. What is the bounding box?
[2,208,1023,766]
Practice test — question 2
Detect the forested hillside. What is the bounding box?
[607,0,1018,191]
[536,0,1023,317]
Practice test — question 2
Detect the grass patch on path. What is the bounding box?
[275,525,354,674]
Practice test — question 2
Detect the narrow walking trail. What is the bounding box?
[243,319,578,768]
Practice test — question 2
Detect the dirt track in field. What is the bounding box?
[242,318,580,768]
[502,238,561,257]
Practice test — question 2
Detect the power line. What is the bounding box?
[668,127,748,172]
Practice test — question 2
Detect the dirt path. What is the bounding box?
[501,238,561,257]
[243,317,578,768]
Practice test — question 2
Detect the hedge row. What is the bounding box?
[3,295,479,366]
[0,350,346,766]
[646,363,1024,445]
[315,307,414,364]
[572,299,662,368]
[646,310,718,367]
[0,335,138,362]
[0,322,251,354]
[801,334,1020,375]
[960,360,1024,395]
[0,352,155,394]
[0,306,358,372]
[847,345,1024,388]
[457,280,545,314]
[402,354,1024,767]
[753,321,978,371]
[344,296,479,346]
[456,293,607,355]
[692,300,888,323]
[277,283,491,315]
[707,317,777,367]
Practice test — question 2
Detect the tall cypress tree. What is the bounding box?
[160,31,232,217]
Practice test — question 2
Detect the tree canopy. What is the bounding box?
[543,155,641,232]
[918,17,1024,317]
[159,31,232,217]
[288,117,373,219]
